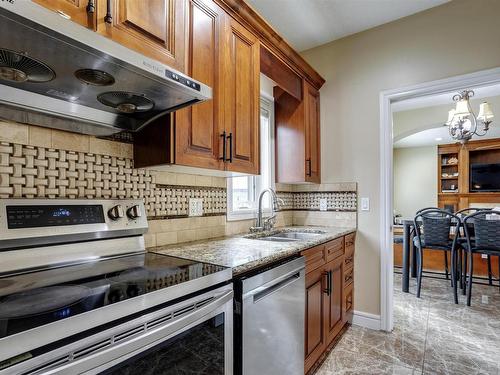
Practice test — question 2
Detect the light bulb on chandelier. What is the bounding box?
[444,89,494,144]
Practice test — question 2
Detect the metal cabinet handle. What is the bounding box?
[323,271,331,295]
[104,0,113,23]
[86,0,95,14]
[328,270,333,295]
[306,158,312,176]
[226,133,233,163]
[219,131,227,161]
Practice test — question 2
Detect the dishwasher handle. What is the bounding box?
[243,267,304,304]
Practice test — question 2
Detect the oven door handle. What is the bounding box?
[14,289,233,375]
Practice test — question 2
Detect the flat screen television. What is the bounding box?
[470,163,500,192]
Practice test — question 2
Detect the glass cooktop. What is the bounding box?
[0,253,227,339]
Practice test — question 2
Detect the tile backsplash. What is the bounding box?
[0,142,226,218]
[0,120,357,247]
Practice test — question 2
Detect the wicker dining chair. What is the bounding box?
[455,208,493,292]
[461,210,500,306]
[413,209,461,298]
[415,207,451,281]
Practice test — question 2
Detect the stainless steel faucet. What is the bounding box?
[250,188,284,232]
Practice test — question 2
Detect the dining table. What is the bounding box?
[400,218,418,293]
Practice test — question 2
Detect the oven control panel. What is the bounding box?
[0,199,148,251]
[6,205,105,229]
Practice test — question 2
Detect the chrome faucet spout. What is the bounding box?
[252,188,281,232]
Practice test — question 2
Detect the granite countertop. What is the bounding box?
[148,226,356,276]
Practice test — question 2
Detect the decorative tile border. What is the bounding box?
[0,142,226,219]
[277,191,357,212]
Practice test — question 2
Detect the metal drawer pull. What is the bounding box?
[226,132,233,163]
[86,0,95,14]
[104,0,113,23]
[253,272,301,303]
[219,131,227,161]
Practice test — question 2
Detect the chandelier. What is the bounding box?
[445,89,494,143]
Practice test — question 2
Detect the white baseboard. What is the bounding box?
[352,310,381,330]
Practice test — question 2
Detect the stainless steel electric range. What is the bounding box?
[0,199,233,375]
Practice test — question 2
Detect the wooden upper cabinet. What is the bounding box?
[97,0,185,71]
[304,81,321,183]
[33,0,97,29]
[174,0,225,170]
[275,80,321,183]
[223,18,260,175]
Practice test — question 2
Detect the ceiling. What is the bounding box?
[394,126,500,149]
[392,83,500,112]
[245,0,450,51]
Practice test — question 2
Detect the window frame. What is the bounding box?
[226,96,275,221]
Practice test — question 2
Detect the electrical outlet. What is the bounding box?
[319,198,327,211]
[188,198,203,217]
[481,254,488,259]
[361,197,370,211]
[482,295,489,304]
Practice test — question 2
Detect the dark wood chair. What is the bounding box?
[461,210,500,306]
[413,209,461,298]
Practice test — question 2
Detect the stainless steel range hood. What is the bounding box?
[0,2,212,136]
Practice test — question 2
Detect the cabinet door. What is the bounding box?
[97,0,185,71]
[174,0,225,171]
[33,0,97,29]
[304,267,327,374]
[304,81,321,183]
[324,257,344,344]
[223,18,260,174]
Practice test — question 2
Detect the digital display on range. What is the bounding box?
[6,205,105,229]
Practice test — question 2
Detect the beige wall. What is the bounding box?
[301,0,500,315]
[393,146,437,219]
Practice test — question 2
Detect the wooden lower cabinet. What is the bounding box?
[325,257,344,342]
[302,233,355,374]
[304,265,328,372]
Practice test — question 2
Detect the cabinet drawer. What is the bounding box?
[325,237,344,262]
[345,232,356,248]
[344,268,354,287]
[301,244,326,273]
[343,283,354,324]
[344,251,354,271]
[345,232,355,253]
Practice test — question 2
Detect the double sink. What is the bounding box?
[246,229,326,242]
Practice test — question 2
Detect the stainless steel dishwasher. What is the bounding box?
[234,256,305,375]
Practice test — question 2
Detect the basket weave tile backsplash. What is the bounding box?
[0,140,356,219]
[0,142,226,218]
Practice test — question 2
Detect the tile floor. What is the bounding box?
[316,273,500,375]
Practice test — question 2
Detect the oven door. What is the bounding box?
[2,284,233,375]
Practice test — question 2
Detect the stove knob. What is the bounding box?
[108,205,124,221]
[127,205,142,220]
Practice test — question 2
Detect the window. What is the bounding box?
[227,98,274,220]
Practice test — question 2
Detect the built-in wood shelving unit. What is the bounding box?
[437,138,500,211]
